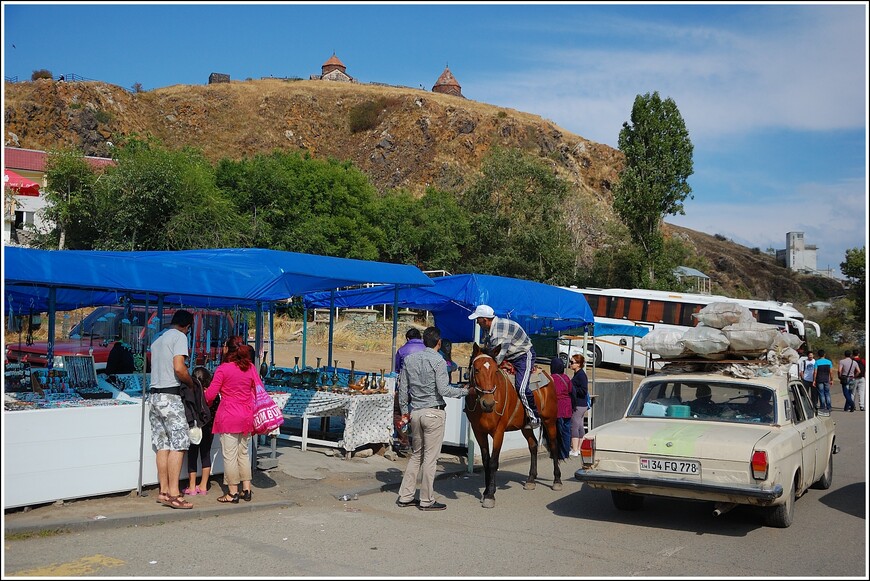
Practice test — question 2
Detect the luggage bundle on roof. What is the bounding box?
[639,302,802,365]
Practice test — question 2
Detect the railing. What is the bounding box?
[5,75,18,83]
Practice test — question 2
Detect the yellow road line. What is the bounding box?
[12,554,125,577]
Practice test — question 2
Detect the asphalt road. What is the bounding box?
[4,397,865,577]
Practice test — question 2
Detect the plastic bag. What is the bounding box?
[252,383,284,435]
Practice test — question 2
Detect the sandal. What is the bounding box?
[162,495,193,510]
[156,492,171,504]
[217,493,239,504]
[240,490,252,502]
[182,487,198,496]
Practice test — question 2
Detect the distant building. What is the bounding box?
[776,232,819,274]
[3,147,115,246]
[432,66,463,97]
[310,53,354,82]
[673,266,711,295]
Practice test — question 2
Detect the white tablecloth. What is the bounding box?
[268,388,392,451]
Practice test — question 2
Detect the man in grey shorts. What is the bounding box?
[149,309,196,509]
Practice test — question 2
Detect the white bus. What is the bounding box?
[556,287,820,369]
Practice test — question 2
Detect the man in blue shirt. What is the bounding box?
[393,328,426,454]
[469,304,540,429]
[813,349,834,412]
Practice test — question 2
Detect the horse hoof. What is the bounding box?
[524,482,536,491]
[553,482,563,491]
[482,498,495,508]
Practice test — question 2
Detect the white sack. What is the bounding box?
[722,322,780,352]
[638,328,687,358]
[771,332,803,351]
[692,302,755,329]
[682,326,730,356]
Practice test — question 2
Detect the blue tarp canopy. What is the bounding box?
[3,247,434,313]
[593,322,650,338]
[303,273,594,342]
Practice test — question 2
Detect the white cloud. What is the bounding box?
[470,6,866,146]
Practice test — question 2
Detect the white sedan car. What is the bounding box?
[575,366,838,527]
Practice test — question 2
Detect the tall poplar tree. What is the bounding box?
[613,91,694,285]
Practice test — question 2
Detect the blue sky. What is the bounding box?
[3,2,867,280]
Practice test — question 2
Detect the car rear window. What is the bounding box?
[627,379,776,425]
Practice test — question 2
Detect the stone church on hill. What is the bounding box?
[432,66,463,97]
[310,54,464,98]
[310,53,354,82]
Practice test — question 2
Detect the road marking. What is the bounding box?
[12,554,124,577]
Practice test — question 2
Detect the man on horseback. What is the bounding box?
[468,304,541,429]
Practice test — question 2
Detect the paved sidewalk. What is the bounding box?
[3,439,532,536]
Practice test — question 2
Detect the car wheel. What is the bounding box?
[812,448,834,490]
[764,476,795,528]
[589,345,602,368]
[611,490,644,511]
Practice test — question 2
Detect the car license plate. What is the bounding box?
[640,457,700,475]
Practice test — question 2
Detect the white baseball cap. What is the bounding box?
[189,426,203,445]
[468,304,495,320]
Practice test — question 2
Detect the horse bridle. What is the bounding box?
[469,353,498,394]
[468,352,511,417]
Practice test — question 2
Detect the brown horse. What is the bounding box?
[465,343,563,508]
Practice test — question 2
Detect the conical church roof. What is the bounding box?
[434,67,460,88]
[323,53,346,69]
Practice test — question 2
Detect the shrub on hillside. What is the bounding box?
[349,100,382,133]
[31,69,53,81]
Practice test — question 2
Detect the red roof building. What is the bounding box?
[432,67,463,98]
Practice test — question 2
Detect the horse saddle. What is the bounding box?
[498,363,550,392]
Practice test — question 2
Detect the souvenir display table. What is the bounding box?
[268,387,393,456]
[3,372,227,510]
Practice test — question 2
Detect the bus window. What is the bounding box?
[606,296,619,319]
[647,301,664,323]
[627,299,644,321]
[662,302,680,325]
[614,298,629,319]
[679,304,703,327]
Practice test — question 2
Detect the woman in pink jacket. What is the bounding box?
[205,335,258,504]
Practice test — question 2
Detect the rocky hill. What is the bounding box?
[3,78,841,303]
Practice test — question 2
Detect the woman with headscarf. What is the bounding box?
[550,356,573,460]
[205,335,257,504]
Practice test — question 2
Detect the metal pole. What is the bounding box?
[136,294,152,497]
[269,304,275,369]
[466,318,480,474]
[302,307,308,368]
[390,288,399,373]
[46,288,56,370]
[327,290,336,368]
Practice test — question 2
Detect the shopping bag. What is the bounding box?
[252,383,284,435]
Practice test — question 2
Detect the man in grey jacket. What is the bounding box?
[396,326,469,511]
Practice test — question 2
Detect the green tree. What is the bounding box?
[613,91,694,285]
[96,138,246,250]
[840,246,865,324]
[216,151,383,260]
[40,149,100,250]
[459,147,574,283]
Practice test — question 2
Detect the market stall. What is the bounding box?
[302,274,595,454]
[3,246,433,508]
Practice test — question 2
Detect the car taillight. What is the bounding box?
[751,450,768,480]
[580,437,594,464]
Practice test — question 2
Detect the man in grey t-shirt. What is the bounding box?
[148,309,196,509]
